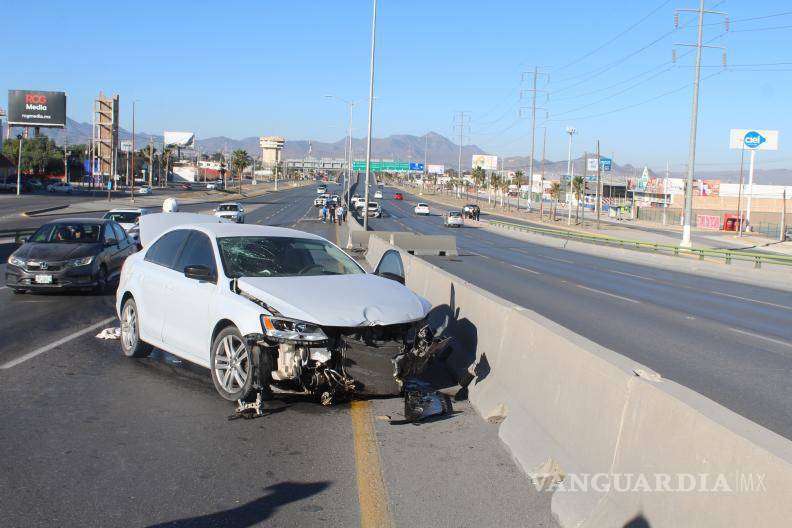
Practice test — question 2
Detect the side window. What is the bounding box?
[175,231,217,278]
[111,223,127,244]
[103,224,117,244]
[145,230,190,269]
[375,250,404,279]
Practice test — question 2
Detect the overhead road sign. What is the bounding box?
[729,129,779,151]
[352,161,412,172]
[409,162,424,171]
[587,156,612,172]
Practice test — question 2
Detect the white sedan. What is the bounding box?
[213,202,245,223]
[414,203,430,215]
[47,182,74,193]
[117,215,440,404]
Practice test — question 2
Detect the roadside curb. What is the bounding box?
[22,204,70,217]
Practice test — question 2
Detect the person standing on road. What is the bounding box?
[475,208,481,221]
[321,205,328,223]
[328,203,336,224]
[336,204,344,225]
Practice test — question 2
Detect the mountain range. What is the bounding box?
[31,118,792,184]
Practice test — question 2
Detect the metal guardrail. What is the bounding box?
[488,219,792,269]
[0,229,36,245]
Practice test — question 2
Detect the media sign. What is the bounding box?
[729,129,779,151]
[471,154,498,170]
[8,90,67,127]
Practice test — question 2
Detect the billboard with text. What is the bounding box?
[8,89,67,127]
[471,154,498,170]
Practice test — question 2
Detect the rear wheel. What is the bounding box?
[12,289,25,295]
[95,265,108,293]
[120,297,153,358]
[210,326,255,401]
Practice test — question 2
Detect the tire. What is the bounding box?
[210,326,255,401]
[120,297,153,358]
[12,289,25,295]
[95,265,108,294]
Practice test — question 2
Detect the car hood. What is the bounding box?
[237,273,431,327]
[14,242,101,261]
[215,211,239,216]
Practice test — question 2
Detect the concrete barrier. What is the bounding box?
[389,232,458,256]
[368,242,792,527]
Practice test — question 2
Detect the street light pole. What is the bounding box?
[131,100,137,203]
[16,135,23,197]
[566,127,576,225]
[363,0,377,231]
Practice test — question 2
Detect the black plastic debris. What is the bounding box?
[403,379,453,422]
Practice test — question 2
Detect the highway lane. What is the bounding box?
[367,186,792,439]
[0,180,550,527]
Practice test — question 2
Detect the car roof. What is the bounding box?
[44,217,108,225]
[217,202,241,206]
[178,222,325,241]
[106,208,145,213]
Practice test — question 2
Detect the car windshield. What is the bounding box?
[418,203,428,207]
[103,211,140,223]
[217,236,364,278]
[368,203,378,208]
[218,204,239,211]
[449,212,462,217]
[30,222,101,243]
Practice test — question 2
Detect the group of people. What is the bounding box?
[320,202,345,225]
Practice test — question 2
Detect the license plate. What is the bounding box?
[34,274,53,284]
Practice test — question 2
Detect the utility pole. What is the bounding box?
[675,1,728,246]
[16,135,23,197]
[521,67,548,211]
[363,0,377,230]
[131,100,136,203]
[737,145,745,236]
[780,188,787,242]
[566,127,576,225]
[596,140,602,230]
[540,127,547,221]
[581,151,587,225]
[663,160,669,225]
[454,111,470,197]
[148,138,154,187]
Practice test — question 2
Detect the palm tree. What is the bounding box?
[572,175,585,224]
[231,149,251,194]
[549,181,561,221]
[471,166,485,202]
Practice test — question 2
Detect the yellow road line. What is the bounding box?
[350,400,393,528]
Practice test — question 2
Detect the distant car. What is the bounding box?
[47,182,74,193]
[366,202,382,218]
[414,203,430,215]
[27,179,44,191]
[180,183,192,191]
[463,204,480,219]
[317,185,327,194]
[329,195,340,204]
[137,186,153,195]
[103,208,152,243]
[394,193,403,200]
[444,211,464,228]
[374,190,383,199]
[314,197,327,207]
[6,218,137,293]
[206,182,218,190]
[213,202,246,223]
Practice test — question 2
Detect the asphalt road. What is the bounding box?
[365,183,792,440]
[0,182,552,527]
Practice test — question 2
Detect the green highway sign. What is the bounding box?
[352,160,412,172]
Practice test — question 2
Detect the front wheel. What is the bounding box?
[120,297,153,358]
[211,326,255,401]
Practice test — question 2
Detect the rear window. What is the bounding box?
[218,204,239,211]
[103,211,141,223]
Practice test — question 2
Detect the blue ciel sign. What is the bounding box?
[744,131,766,149]
[409,162,424,171]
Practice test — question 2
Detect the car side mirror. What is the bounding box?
[105,238,118,247]
[377,271,405,285]
[184,264,214,282]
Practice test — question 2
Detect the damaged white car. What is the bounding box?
[116,213,446,406]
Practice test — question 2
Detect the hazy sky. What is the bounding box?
[3,0,792,171]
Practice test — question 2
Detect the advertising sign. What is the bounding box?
[427,164,445,175]
[696,215,721,230]
[701,179,720,196]
[729,129,779,151]
[8,90,67,127]
[120,140,133,153]
[409,162,425,172]
[164,131,195,148]
[471,154,498,170]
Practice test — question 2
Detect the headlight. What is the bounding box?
[261,316,327,343]
[8,255,24,267]
[67,255,94,267]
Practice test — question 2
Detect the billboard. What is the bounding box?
[8,90,67,127]
[729,129,779,151]
[701,179,720,196]
[472,154,498,170]
[164,131,195,148]
[427,164,445,175]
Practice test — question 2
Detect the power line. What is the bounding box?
[731,24,792,33]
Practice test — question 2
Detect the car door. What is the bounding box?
[162,230,219,362]
[139,229,190,346]
[100,223,125,276]
[110,223,133,276]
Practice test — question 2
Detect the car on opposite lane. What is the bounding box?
[366,202,382,218]
[374,190,383,199]
[47,182,74,193]
[103,208,153,243]
[394,192,403,200]
[414,203,430,215]
[137,185,153,195]
[6,218,137,294]
[444,211,464,227]
[213,202,246,223]
[117,215,440,404]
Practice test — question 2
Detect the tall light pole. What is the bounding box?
[131,100,138,203]
[16,134,23,197]
[325,95,356,206]
[566,127,576,225]
[363,0,377,230]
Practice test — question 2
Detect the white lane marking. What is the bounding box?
[0,316,116,370]
[511,264,540,275]
[466,250,491,260]
[610,270,657,282]
[0,286,7,290]
[730,328,792,349]
[711,291,792,311]
[576,284,640,304]
[542,255,574,264]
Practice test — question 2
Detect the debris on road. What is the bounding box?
[96,327,121,340]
